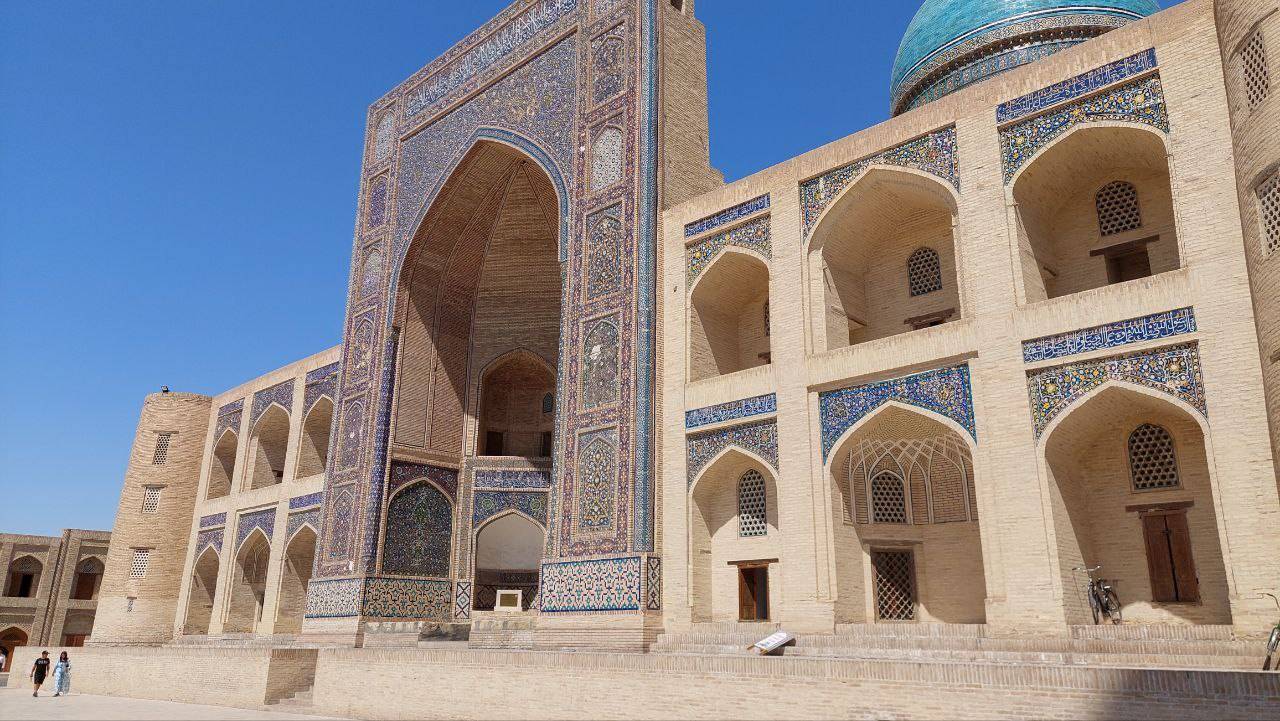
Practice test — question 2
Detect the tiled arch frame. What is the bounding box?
[687,442,780,496]
[466,347,558,459]
[376,476,458,580]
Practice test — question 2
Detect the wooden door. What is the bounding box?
[738,567,758,621]
[1141,511,1199,603]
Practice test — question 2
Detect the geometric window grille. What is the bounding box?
[871,471,908,524]
[152,432,173,465]
[141,485,162,513]
[872,550,916,621]
[1096,181,1142,237]
[906,247,943,297]
[1260,169,1280,257]
[1240,29,1270,111]
[129,549,151,579]
[1128,423,1180,491]
[738,469,768,537]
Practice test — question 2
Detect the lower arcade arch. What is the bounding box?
[274,526,316,634]
[472,511,545,611]
[224,531,271,633]
[689,448,781,623]
[828,404,986,625]
[0,627,26,672]
[183,546,220,635]
[1040,383,1230,625]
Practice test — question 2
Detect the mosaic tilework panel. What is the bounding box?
[685,393,777,430]
[453,580,472,620]
[198,512,226,529]
[304,363,339,412]
[575,429,618,531]
[403,0,578,119]
[388,461,459,501]
[195,528,223,556]
[215,401,242,438]
[590,125,625,191]
[998,49,1157,123]
[645,555,661,611]
[1028,342,1207,438]
[361,333,400,576]
[585,204,624,300]
[363,577,453,620]
[305,578,364,618]
[1022,307,1196,363]
[684,194,770,238]
[287,509,320,542]
[581,316,621,410]
[473,469,553,489]
[539,555,642,612]
[236,508,276,548]
[686,216,771,287]
[289,492,324,510]
[474,490,549,527]
[800,128,958,236]
[324,487,355,562]
[909,40,1079,113]
[591,23,627,106]
[819,364,976,460]
[1000,74,1168,183]
[381,481,453,578]
[359,248,383,299]
[686,420,779,487]
[251,380,295,426]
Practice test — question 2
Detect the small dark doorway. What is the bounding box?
[872,549,917,622]
[737,565,769,621]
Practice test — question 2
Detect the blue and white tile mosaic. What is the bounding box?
[685,216,770,287]
[236,508,276,548]
[1000,73,1168,183]
[288,492,324,511]
[473,469,552,489]
[453,580,472,620]
[686,420,779,487]
[473,490,549,527]
[198,512,226,529]
[801,128,959,236]
[381,480,453,578]
[1022,307,1196,363]
[388,461,459,501]
[215,401,243,438]
[287,509,320,542]
[685,393,777,430]
[305,578,364,619]
[304,363,339,413]
[195,528,223,556]
[585,204,624,300]
[575,429,618,532]
[1028,342,1207,438]
[539,555,642,612]
[363,577,453,620]
[251,380,294,426]
[644,555,661,611]
[998,49,1158,123]
[683,194,770,238]
[819,364,976,460]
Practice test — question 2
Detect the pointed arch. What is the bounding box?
[183,545,220,635]
[4,555,42,598]
[688,247,771,381]
[298,396,334,479]
[477,349,556,458]
[472,510,545,611]
[207,428,238,500]
[225,529,271,633]
[247,404,290,490]
[275,524,316,634]
[381,479,454,578]
[0,627,28,672]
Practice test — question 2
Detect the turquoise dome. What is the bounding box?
[890,0,1161,115]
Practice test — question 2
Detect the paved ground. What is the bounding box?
[0,688,346,720]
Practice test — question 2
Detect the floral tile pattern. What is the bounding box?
[685,216,771,287]
[539,555,642,613]
[686,420,779,487]
[819,364,976,460]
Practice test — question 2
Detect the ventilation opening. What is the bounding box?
[872,550,916,621]
[737,469,767,537]
[1096,181,1142,237]
[1128,423,1180,491]
[1240,29,1270,110]
[1259,169,1279,257]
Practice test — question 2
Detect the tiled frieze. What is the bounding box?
[997,49,1158,123]
[909,41,1078,113]
[287,509,320,542]
[574,429,619,532]
[1022,307,1196,363]
[1028,342,1207,438]
[473,490,549,527]
[585,204,624,300]
[644,555,661,611]
[800,127,958,236]
[288,492,324,511]
[591,22,627,107]
[305,578,364,619]
[819,364,976,460]
[686,420,779,487]
[198,512,226,529]
[1000,74,1168,183]
[683,194,770,238]
[304,363,339,412]
[363,577,453,620]
[250,380,294,426]
[236,508,276,549]
[685,216,770,287]
[214,400,242,438]
[453,580,472,620]
[684,393,776,429]
[539,555,642,613]
[388,461,459,501]
[195,527,223,556]
[473,469,553,489]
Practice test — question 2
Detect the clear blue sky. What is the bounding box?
[0,1,1181,536]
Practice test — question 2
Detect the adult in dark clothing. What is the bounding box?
[30,650,50,697]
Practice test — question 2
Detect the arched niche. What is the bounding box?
[275,525,316,634]
[183,546,220,635]
[4,556,42,598]
[247,406,289,490]
[473,511,545,611]
[688,249,771,382]
[70,557,103,601]
[207,429,238,500]
[224,530,271,633]
[298,397,333,479]
[478,353,555,458]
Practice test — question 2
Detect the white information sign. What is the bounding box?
[750,631,795,655]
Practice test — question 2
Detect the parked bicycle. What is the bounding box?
[1074,565,1122,625]
[1263,593,1279,671]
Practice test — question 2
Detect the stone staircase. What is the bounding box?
[651,623,1264,670]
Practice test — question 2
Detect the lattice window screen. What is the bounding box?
[871,471,908,524]
[907,247,943,297]
[141,486,161,513]
[1096,181,1142,236]
[872,550,916,621]
[1260,170,1280,257]
[738,469,768,537]
[129,549,151,579]
[1128,423,1180,491]
[1241,30,1270,110]
[152,432,173,465]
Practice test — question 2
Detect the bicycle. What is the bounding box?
[1074,565,1122,625]
[1263,593,1279,671]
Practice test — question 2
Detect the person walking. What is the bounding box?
[52,651,71,697]
[0,646,8,673]
[29,650,50,697]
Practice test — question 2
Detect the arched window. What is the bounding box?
[71,557,103,600]
[1096,181,1142,236]
[871,471,908,524]
[737,469,767,537]
[1128,423,1180,491]
[5,556,42,598]
[906,247,942,297]
[1239,29,1270,110]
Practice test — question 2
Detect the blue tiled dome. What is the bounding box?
[890,0,1160,115]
